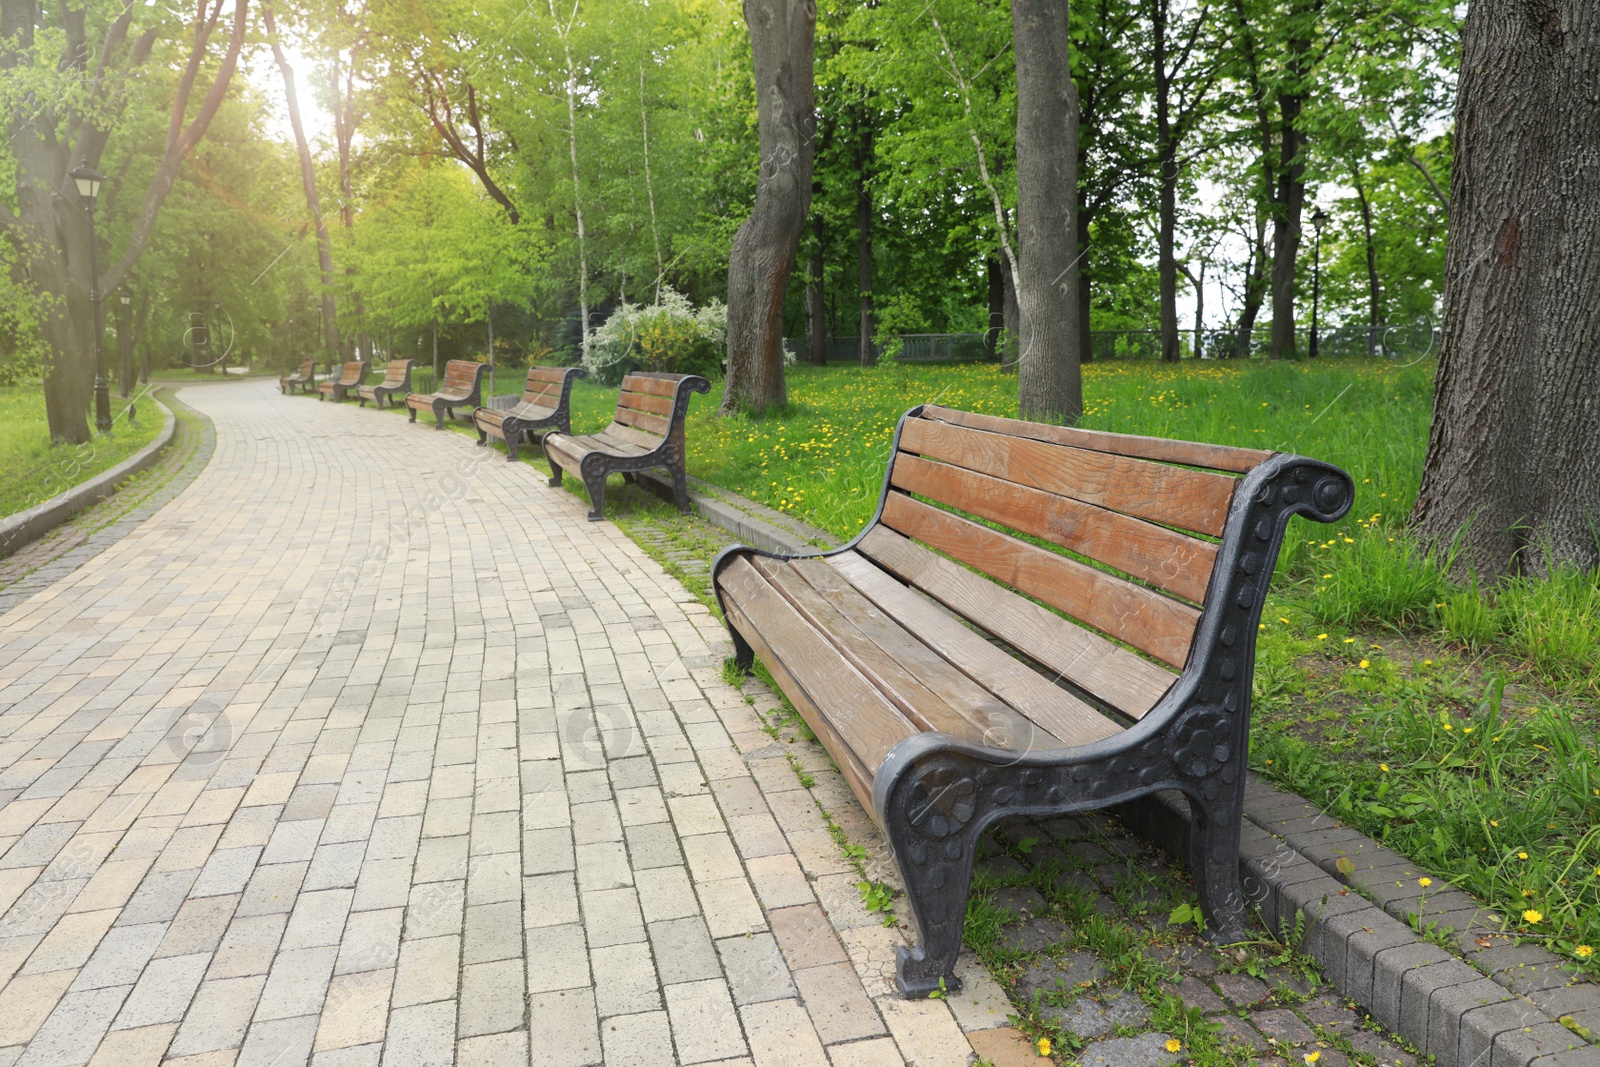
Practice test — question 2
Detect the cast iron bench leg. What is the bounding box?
[1189,792,1250,944]
[433,401,447,430]
[505,429,521,463]
[581,458,607,522]
[671,468,691,514]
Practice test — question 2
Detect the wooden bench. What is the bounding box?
[317,361,368,402]
[407,360,489,428]
[357,360,415,409]
[280,360,315,395]
[712,404,1353,996]
[472,366,587,462]
[542,372,709,521]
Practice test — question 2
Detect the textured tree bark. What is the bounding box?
[1267,6,1311,360]
[855,117,876,367]
[1234,211,1268,357]
[985,257,1005,362]
[1011,0,1081,421]
[723,0,815,413]
[1353,171,1382,348]
[266,2,339,363]
[1411,0,1600,579]
[1153,0,1179,362]
[4,0,247,442]
[806,208,828,365]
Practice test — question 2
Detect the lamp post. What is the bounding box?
[117,289,136,424]
[1308,207,1328,359]
[71,165,111,433]
[212,300,223,374]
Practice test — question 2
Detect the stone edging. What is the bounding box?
[0,396,177,559]
[662,474,1600,1067]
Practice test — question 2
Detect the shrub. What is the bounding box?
[585,287,726,386]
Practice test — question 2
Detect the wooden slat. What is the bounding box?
[585,426,650,452]
[528,367,569,385]
[619,390,675,417]
[719,557,916,811]
[825,551,1133,740]
[508,401,556,421]
[848,531,1177,714]
[873,498,1199,669]
[891,453,1217,604]
[923,405,1274,474]
[614,406,673,437]
[543,434,585,476]
[525,381,562,403]
[900,417,1237,538]
[755,557,1066,753]
[622,374,680,397]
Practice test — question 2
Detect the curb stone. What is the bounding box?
[0,395,175,558]
[664,474,1600,1067]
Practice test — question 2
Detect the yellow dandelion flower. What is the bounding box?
[1576,945,1594,959]
[1318,633,1328,640]
[1490,820,1499,827]
[1380,763,1390,772]
[1522,889,1535,897]
[1523,909,1543,924]
[1518,851,1529,860]
[1359,660,1370,669]
[1343,637,1356,644]
[1305,1053,1322,1065]
[1037,1037,1052,1057]
[1166,1039,1183,1053]
[1419,878,1432,887]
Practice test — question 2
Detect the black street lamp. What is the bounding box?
[1308,207,1329,359]
[117,289,136,424]
[71,165,111,433]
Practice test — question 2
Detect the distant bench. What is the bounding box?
[280,360,315,395]
[317,361,367,402]
[357,360,415,409]
[407,360,489,428]
[542,372,708,521]
[712,404,1353,996]
[473,367,586,461]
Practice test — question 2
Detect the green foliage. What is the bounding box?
[0,385,163,517]
[584,288,728,386]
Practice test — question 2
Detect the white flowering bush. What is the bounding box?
[584,287,727,385]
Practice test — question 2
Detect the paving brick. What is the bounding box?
[527,989,601,1067]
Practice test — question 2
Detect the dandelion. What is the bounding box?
[1343,637,1356,644]
[1523,909,1543,924]
[1424,659,1434,665]
[1318,633,1328,640]
[1305,1052,1322,1065]
[1166,1039,1183,1053]
[1522,889,1534,897]
[1037,1037,1052,1057]
[1419,878,1432,887]
[1518,851,1529,860]
[1490,820,1499,827]
[1577,945,1595,959]
[1380,763,1390,772]
[1359,660,1370,669]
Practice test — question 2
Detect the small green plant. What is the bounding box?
[858,879,896,923]
[1167,900,1206,931]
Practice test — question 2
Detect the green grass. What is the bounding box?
[0,384,165,519]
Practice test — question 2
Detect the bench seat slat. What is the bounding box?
[891,453,1218,604]
[900,417,1238,538]
[720,557,915,812]
[756,556,1069,753]
[599,423,667,452]
[872,497,1199,670]
[924,405,1275,474]
[826,550,1130,742]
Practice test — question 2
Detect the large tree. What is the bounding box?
[1411,0,1600,579]
[722,0,815,414]
[1011,0,1081,421]
[2,0,248,443]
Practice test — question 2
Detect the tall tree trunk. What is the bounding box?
[985,257,1005,361]
[806,209,828,365]
[856,121,875,367]
[549,0,591,359]
[332,27,368,361]
[722,0,815,414]
[1153,0,1180,362]
[1353,170,1381,351]
[1268,8,1311,360]
[1411,0,1600,579]
[1011,0,1082,421]
[1235,211,1269,357]
[639,63,665,302]
[265,2,339,363]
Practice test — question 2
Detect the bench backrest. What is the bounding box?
[380,360,414,386]
[603,373,704,450]
[290,359,314,379]
[520,366,583,412]
[438,360,486,399]
[338,362,366,386]
[863,405,1277,719]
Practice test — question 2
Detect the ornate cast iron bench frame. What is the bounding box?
[358,360,416,409]
[711,404,1353,997]
[407,360,490,429]
[473,366,587,462]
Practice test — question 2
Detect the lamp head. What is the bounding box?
[70,165,105,202]
[1311,207,1329,232]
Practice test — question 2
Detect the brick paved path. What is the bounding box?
[0,381,996,1067]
